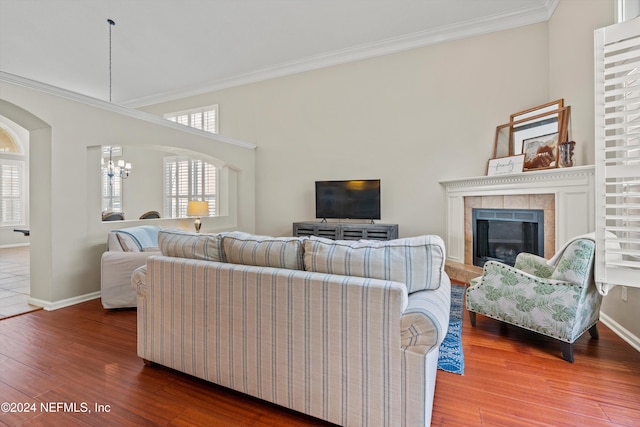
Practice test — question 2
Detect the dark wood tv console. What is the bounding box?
[293,222,398,241]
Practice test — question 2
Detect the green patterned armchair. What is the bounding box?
[466,238,601,362]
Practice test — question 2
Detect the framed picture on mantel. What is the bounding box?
[486,155,524,176]
[522,132,559,170]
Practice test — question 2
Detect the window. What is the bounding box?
[0,160,24,226]
[0,127,25,226]
[594,16,640,292]
[101,146,123,213]
[164,156,217,218]
[0,128,20,153]
[165,105,218,134]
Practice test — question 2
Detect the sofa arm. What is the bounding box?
[400,275,451,354]
[101,251,156,284]
[132,265,147,297]
[100,251,158,308]
[514,253,554,278]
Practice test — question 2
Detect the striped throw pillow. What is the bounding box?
[222,231,305,270]
[303,235,446,292]
[158,229,225,262]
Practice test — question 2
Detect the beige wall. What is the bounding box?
[0,83,255,307]
[602,285,640,344]
[549,0,616,166]
[141,0,614,240]
[143,22,552,238]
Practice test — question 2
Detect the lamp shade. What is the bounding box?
[187,201,209,217]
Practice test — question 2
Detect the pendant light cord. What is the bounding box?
[107,19,116,102]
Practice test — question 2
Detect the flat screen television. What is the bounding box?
[315,179,381,220]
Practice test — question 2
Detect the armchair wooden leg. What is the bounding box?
[560,342,575,363]
[588,324,599,340]
[468,311,476,327]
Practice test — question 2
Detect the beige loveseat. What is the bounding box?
[132,229,451,426]
[100,225,161,308]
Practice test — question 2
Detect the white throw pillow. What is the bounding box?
[116,233,141,252]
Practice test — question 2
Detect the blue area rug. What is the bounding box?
[437,284,465,375]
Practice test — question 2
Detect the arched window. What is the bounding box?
[0,128,20,153]
[0,126,25,226]
[164,156,217,218]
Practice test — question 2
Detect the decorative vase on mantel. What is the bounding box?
[559,140,576,167]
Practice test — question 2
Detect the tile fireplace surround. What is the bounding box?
[440,165,595,283]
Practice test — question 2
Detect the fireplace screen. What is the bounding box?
[473,209,544,267]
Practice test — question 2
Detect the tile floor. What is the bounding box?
[0,246,40,319]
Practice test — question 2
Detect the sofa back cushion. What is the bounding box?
[158,229,225,262]
[222,231,305,270]
[303,235,446,292]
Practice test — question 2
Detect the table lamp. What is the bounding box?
[187,200,209,232]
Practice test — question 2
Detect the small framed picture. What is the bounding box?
[486,155,525,176]
[522,132,559,171]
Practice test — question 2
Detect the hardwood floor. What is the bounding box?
[0,292,638,426]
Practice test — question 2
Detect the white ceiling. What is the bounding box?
[0,0,557,107]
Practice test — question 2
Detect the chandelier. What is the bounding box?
[103,146,131,182]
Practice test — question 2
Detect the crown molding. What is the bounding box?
[0,71,257,150]
[123,0,559,108]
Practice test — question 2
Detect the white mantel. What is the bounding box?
[439,165,595,264]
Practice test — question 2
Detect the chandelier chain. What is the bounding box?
[107,19,115,102]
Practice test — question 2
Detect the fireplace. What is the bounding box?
[440,166,594,284]
[472,208,544,267]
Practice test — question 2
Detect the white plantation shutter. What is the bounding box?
[202,109,216,133]
[164,156,217,218]
[191,113,202,129]
[0,160,24,225]
[201,161,217,214]
[165,105,218,134]
[595,17,640,293]
[175,114,189,126]
[102,171,123,212]
[164,158,189,218]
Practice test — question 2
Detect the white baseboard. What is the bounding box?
[29,291,101,311]
[600,312,640,352]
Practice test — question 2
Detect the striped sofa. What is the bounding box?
[132,230,451,426]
